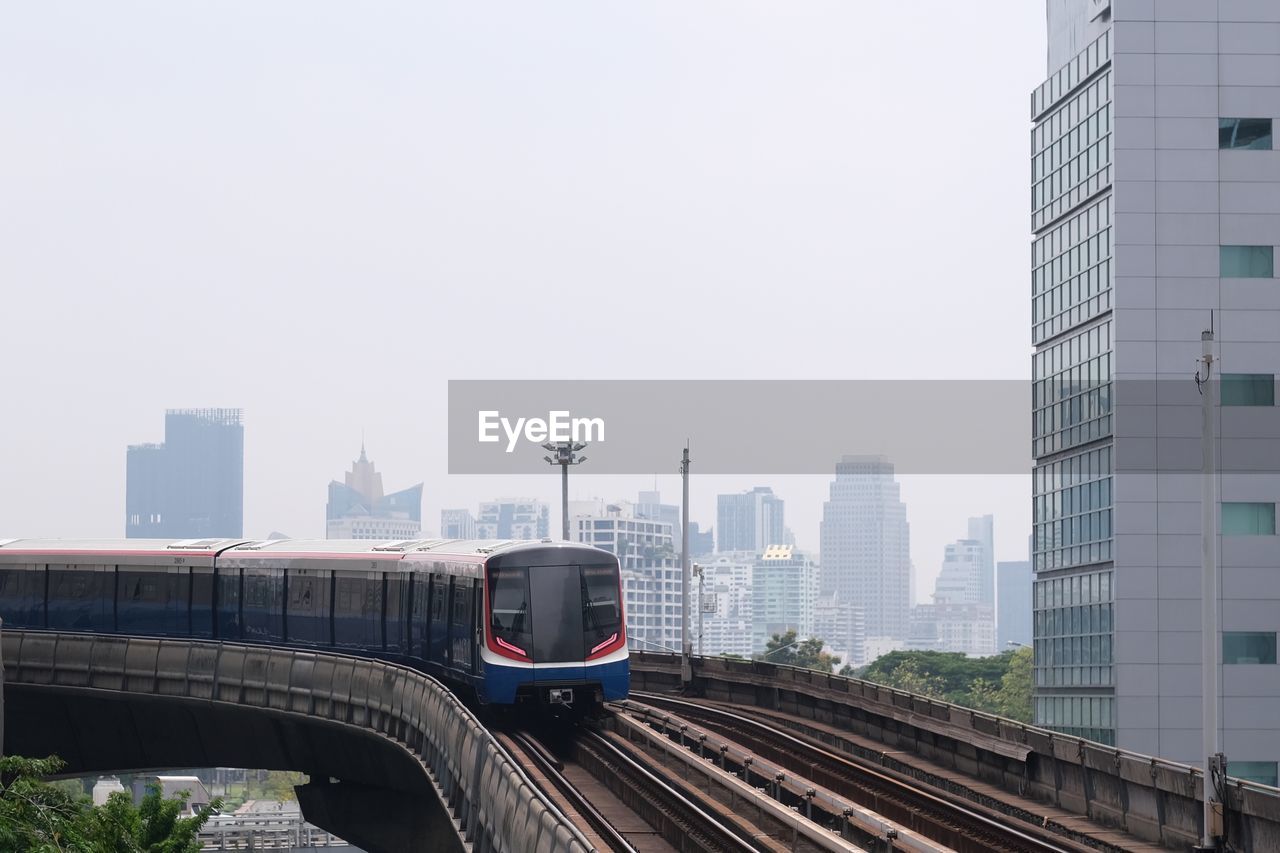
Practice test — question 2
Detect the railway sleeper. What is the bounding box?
[608,710,940,853]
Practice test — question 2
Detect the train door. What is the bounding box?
[471,578,483,675]
[430,574,449,667]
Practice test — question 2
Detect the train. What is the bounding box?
[0,537,629,712]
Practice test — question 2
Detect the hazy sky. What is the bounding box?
[1,2,1045,601]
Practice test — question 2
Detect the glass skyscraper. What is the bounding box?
[126,408,244,539]
[819,456,910,642]
[1033,1,1280,776]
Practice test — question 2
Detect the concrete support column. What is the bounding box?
[297,778,462,853]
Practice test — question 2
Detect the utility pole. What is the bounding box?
[543,442,587,541]
[1196,324,1223,852]
[680,444,692,684]
[694,563,705,657]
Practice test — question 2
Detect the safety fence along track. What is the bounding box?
[620,694,1093,853]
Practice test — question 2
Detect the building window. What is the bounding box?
[1223,632,1278,665]
[1220,118,1273,150]
[1221,502,1276,535]
[1231,761,1279,787]
[1221,246,1275,278]
[1221,374,1276,407]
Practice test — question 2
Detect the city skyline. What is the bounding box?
[112,419,1019,606]
[0,1,1043,607]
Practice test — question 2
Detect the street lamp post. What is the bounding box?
[543,442,587,541]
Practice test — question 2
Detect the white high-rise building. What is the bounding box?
[1033,1,1280,779]
[813,595,867,667]
[819,456,911,642]
[476,499,549,540]
[752,545,820,654]
[934,539,986,605]
[440,509,477,539]
[692,553,754,658]
[913,538,996,658]
[966,514,995,608]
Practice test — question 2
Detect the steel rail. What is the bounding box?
[575,727,764,853]
[506,730,640,853]
[627,693,1081,853]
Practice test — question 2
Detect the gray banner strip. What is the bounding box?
[449,380,1036,474]
[448,379,1280,475]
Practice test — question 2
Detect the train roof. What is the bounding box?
[0,537,613,562]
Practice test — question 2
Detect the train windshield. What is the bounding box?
[581,564,622,654]
[489,564,533,658]
[487,562,622,663]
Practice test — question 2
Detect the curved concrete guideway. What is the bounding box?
[633,652,1280,852]
[0,628,592,853]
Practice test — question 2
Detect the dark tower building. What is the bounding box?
[126,409,244,538]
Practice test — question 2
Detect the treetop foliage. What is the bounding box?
[857,647,1033,723]
[0,754,222,853]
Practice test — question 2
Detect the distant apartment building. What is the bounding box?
[934,539,986,605]
[692,553,754,658]
[717,487,786,553]
[813,595,867,667]
[325,446,422,540]
[819,456,911,643]
[997,560,1033,650]
[440,508,477,539]
[571,500,680,653]
[752,545,819,653]
[907,603,997,658]
[917,537,996,657]
[967,514,996,608]
[635,490,681,548]
[686,521,715,558]
[476,498,549,540]
[126,408,244,539]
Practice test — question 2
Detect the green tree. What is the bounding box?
[859,648,1033,722]
[995,645,1033,722]
[0,755,221,852]
[875,657,947,698]
[960,676,1002,714]
[0,755,89,851]
[257,771,306,803]
[759,630,842,673]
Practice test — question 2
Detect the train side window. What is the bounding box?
[47,564,113,632]
[335,574,379,648]
[412,575,430,657]
[431,576,447,622]
[242,569,284,642]
[287,571,330,645]
[432,575,450,662]
[385,574,407,654]
[218,570,241,639]
[191,568,214,638]
[452,580,472,671]
[0,564,44,628]
[117,567,189,635]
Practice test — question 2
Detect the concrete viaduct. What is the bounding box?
[5,629,1280,851]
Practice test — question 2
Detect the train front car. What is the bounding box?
[481,541,628,713]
